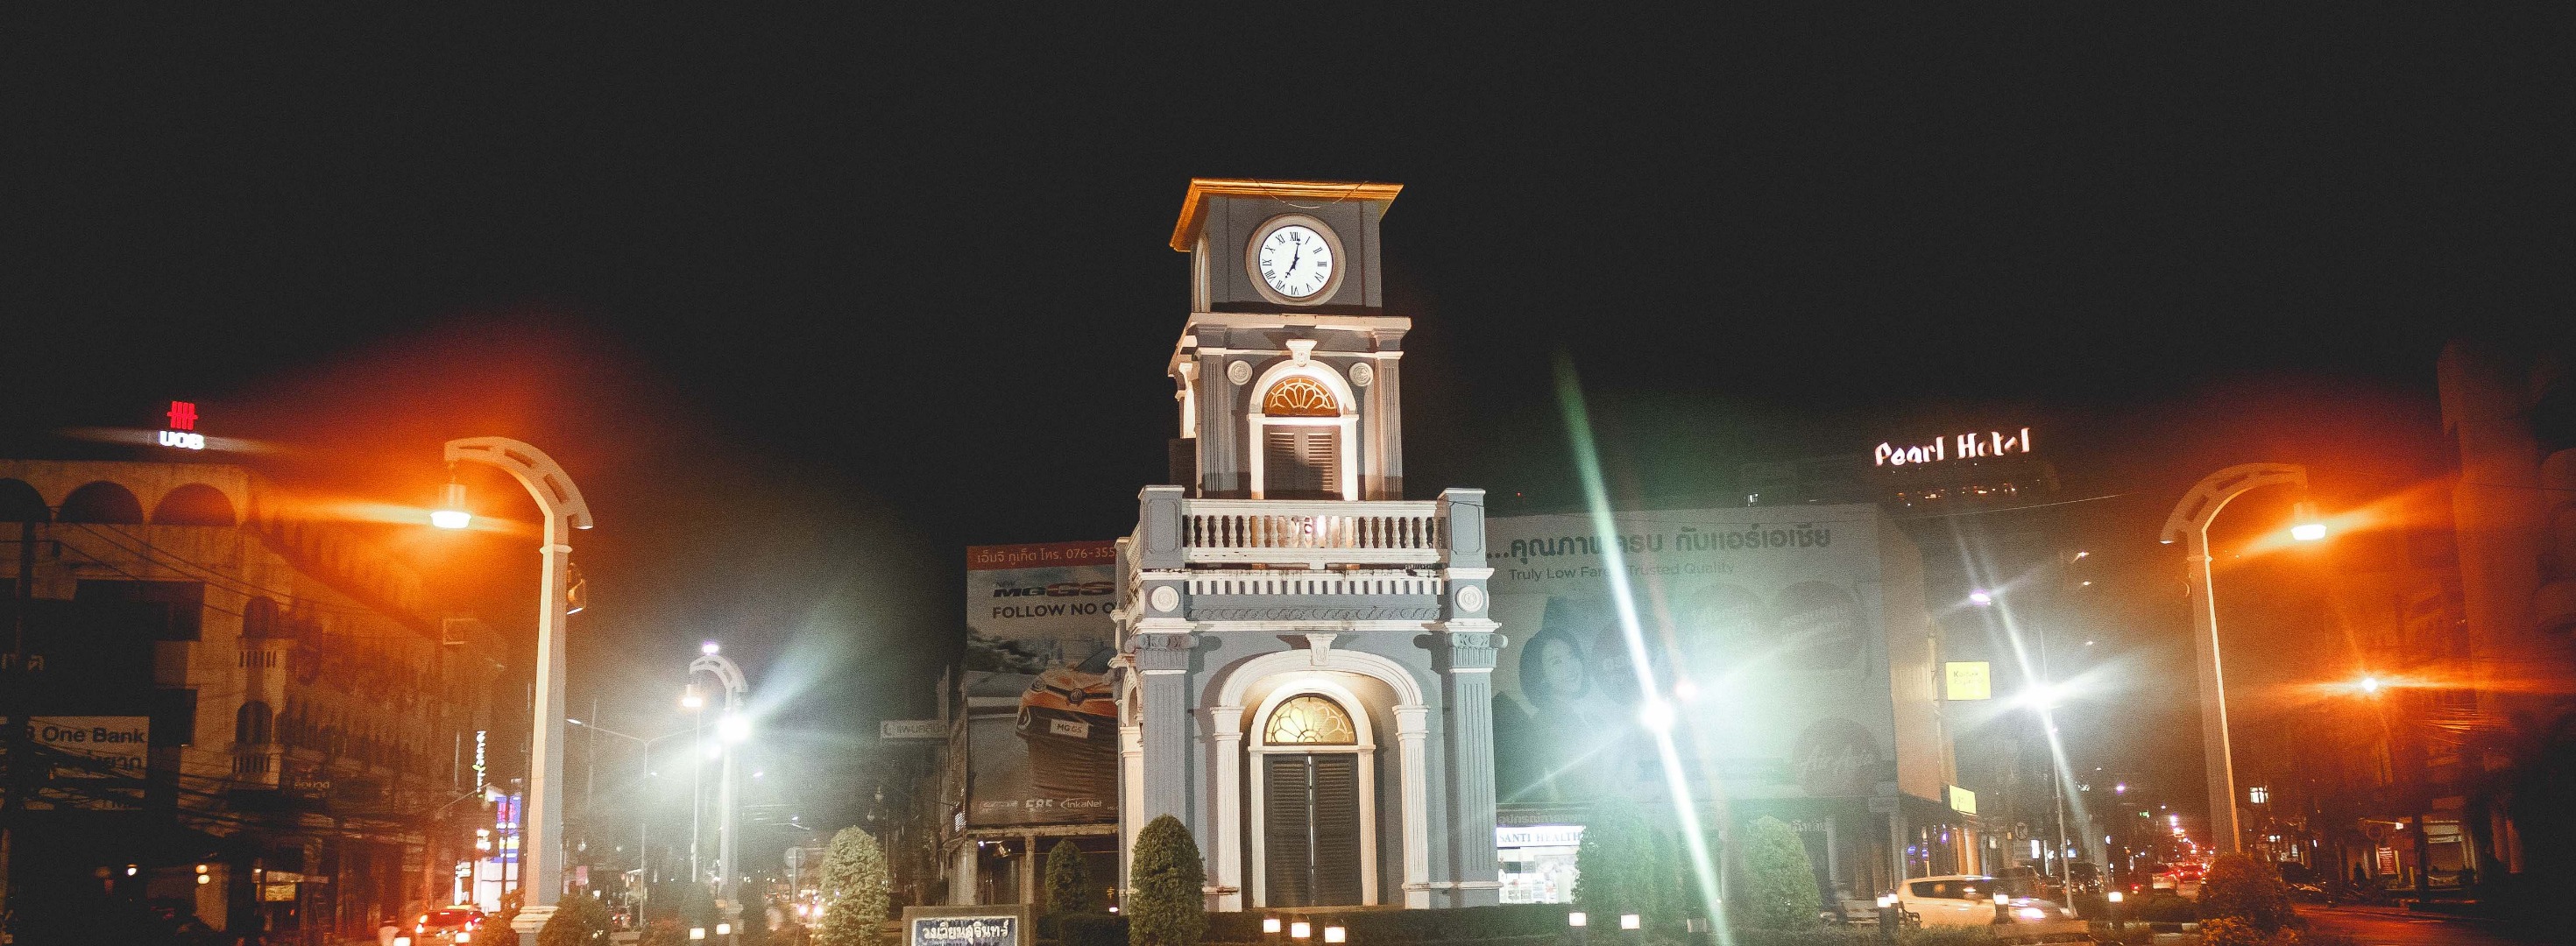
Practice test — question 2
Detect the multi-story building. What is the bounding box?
[2432,339,2575,898]
[2,460,505,943]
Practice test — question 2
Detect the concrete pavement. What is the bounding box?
[2296,905,2550,946]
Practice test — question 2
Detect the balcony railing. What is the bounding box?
[1177,498,1443,567]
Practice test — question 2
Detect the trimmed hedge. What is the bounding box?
[1063,912,1129,946]
[1205,904,1567,944]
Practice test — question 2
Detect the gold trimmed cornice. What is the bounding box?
[1170,178,1404,252]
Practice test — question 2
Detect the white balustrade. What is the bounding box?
[1185,571,1444,597]
[1178,499,1444,567]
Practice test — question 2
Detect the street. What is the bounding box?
[2296,906,2551,946]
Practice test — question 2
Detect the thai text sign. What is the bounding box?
[910,916,1019,946]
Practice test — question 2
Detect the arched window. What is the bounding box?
[236,701,272,745]
[152,484,237,526]
[0,479,47,523]
[1249,366,1358,501]
[59,482,145,524]
[1263,694,1358,746]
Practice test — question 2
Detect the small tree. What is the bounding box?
[1737,817,1821,929]
[817,826,890,946]
[539,891,615,946]
[2198,854,2298,933]
[1047,839,1099,916]
[1129,815,1206,946]
[1575,798,1668,920]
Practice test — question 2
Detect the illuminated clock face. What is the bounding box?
[1256,223,1335,300]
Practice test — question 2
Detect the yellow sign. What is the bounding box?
[1948,785,1978,815]
[1944,661,1992,701]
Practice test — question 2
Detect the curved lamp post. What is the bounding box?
[2160,462,2320,855]
[690,643,750,935]
[437,437,594,942]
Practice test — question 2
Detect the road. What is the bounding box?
[2296,905,2549,946]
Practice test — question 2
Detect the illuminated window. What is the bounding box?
[1262,377,1340,416]
[1264,695,1357,745]
[2247,785,2268,805]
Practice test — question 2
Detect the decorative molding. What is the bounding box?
[1227,360,1253,385]
[1190,604,1440,622]
[1454,584,1486,614]
[1348,362,1374,387]
[1303,632,1338,660]
[1149,585,1181,613]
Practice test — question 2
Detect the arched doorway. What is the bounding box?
[1250,691,1370,907]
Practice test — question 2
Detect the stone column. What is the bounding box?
[1203,706,1245,912]
[952,844,977,905]
[1436,487,1501,907]
[1020,834,1039,905]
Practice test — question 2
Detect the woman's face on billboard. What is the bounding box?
[1531,637,1585,699]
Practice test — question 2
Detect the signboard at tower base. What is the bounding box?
[904,906,1030,946]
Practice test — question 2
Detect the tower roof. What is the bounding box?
[1169,178,1403,252]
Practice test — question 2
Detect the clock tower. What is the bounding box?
[1118,179,1502,913]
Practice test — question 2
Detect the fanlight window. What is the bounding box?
[1264,695,1358,745]
[1262,377,1340,417]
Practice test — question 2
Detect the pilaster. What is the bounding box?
[1434,623,1504,907]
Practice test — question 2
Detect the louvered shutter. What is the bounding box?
[1265,755,1314,906]
[1263,428,1341,499]
[1309,754,1364,905]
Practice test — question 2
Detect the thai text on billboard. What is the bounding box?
[961,542,1119,827]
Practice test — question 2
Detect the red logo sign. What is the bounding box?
[166,401,198,431]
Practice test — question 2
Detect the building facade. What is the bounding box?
[2,461,503,942]
[1113,180,1503,911]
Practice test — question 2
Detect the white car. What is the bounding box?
[1897,875,2088,943]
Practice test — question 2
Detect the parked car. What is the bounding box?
[413,906,488,943]
[1896,875,2089,944]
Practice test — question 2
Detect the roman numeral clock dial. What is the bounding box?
[1255,221,1337,302]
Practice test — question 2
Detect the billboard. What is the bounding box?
[1483,507,1933,805]
[962,542,1119,827]
[24,716,150,810]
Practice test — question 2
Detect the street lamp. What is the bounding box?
[437,438,592,943]
[2160,462,2318,855]
[689,645,751,936]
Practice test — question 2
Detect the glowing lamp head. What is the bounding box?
[2106,891,2123,903]
[690,928,707,941]
[702,640,721,655]
[717,923,732,935]
[2290,501,2326,541]
[1290,921,1312,940]
[681,688,705,710]
[2356,674,2383,695]
[1968,590,1993,606]
[718,712,752,744]
[1567,912,1587,928]
[1619,914,1642,930]
[1263,918,1283,934]
[1638,699,1676,734]
[432,482,472,530]
[1324,927,1346,944]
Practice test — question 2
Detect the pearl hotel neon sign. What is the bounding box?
[159,400,206,450]
[1873,427,2031,467]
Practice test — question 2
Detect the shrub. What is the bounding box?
[2136,894,2199,923]
[1739,816,1822,929]
[639,917,691,946]
[817,826,891,946]
[538,892,615,946]
[2200,916,2304,946]
[492,888,525,934]
[1049,839,1100,916]
[1129,815,1207,946]
[2197,855,2297,933]
[1576,797,1675,921]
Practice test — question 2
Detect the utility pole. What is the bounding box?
[4,518,38,939]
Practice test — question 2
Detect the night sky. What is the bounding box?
[11,9,2567,828]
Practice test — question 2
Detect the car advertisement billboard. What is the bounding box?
[1483,506,1937,805]
[962,542,1120,827]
